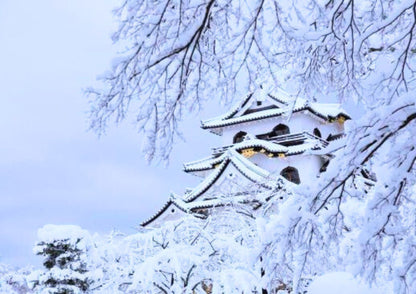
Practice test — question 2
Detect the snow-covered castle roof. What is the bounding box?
[201,89,349,134]
[141,149,288,227]
[183,134,328,173]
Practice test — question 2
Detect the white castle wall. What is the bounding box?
[221,112,343,145]
[189,169,211,178]
[249,153,324,185]
[236,98,277,114]
[193,163,261,200]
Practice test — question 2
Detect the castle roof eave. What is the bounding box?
[201,106,350,130]
[183,132,330,173]
[200,89,350,131]
[183,149,284,203]
[140,196,189,227]
[183,139,289,173]
[144,146,305,226]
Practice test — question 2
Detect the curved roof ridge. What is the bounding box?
[140,192,193,227]
[233,139,288,153]
[227,149,277,189]
[183,154,226,171]
[140,199,173,227]
[201,89,350,130]
[202,92,254,123]
[183,147,281,203]
[183,139,288,173]
[183,158,231,202]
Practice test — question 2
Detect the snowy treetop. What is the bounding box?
[37,225,90,243]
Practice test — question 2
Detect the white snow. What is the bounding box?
[202,89,349,129]
[37,225,91,243]
[308,272,385,294]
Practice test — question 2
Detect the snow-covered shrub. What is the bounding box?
[0,263,20,293]
[308,272,385,294]
[31,225,95,294]
[24,180,389,293]
[0,263,32,294]
[24,191,328,293]
[77,192,307,293]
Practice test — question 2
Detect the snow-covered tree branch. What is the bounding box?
[84,0,416,292]
[89,0,416,162]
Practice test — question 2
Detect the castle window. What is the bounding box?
[271,124,290,137]
[233,131,247,143]
[320,160,330,173]
[280,166,300,184]
[313,128,321,138]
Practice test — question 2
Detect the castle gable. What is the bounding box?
[201,90,349,134]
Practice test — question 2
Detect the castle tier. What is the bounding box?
[141,89,350,227]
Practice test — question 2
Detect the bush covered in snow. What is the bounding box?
[30,225,96,294]
[13,185,382,293]
[0,263,32,294]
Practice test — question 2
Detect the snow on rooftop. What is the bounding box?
[183,154,226,171]
[184,139,289,172]
[183,149,283,202]
[228,149,272,183]
[202,107,287,128]
[271,95,350,119]
[201,92,254,123]
[201,89,349,130]
[140,195,191,227]
[310,101,349,118]
[181,194,260,211]
[145,136,317,226]
[183,159,229,202]
[286,139,324,155]
[233,139,288,153]
[184,135,328,172]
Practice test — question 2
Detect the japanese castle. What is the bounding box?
[141,89,350,227]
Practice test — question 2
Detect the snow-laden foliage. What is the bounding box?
[0,170,407,293]
[0,264,32,294]
[84,210,268,293]
[256,104,416,292]
[30,225,96,294]
[311,100,416,293]
[86,1,416,292]
[308,272,384,294]
[4,115,413,293]
[19,212,266,293]
[2,190,320,293]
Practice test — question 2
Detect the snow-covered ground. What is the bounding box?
[308,272,386,294]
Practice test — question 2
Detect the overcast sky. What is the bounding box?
[0,0,218,267]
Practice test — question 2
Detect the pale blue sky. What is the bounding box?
[0,0,217,266]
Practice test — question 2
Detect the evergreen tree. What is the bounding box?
[33,225,92,294]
